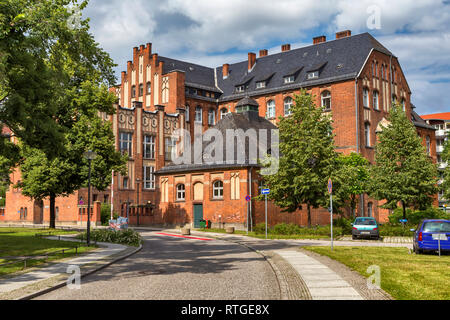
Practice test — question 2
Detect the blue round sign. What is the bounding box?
[245,195,251,202]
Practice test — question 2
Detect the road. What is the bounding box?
[35,231,280,300]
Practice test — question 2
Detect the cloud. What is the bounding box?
[82,0,450,114]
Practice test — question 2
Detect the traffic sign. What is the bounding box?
[261,189,270,195]
[245,195,251,202]
[328,179,333,194]
[399,219,408,223]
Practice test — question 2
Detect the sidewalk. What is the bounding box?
[0,236,140,300]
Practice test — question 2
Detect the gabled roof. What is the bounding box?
[420,112,450,121]
[411,111,436,130]
[216,32,393,101]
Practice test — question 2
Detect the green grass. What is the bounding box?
[196,228,336,240]
[303,246,450,300]
[0,228,95,277]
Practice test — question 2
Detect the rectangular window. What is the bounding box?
[119,132,133,156]
[307,72,318,80]
[143,135,155,159]
[236,85,246,93]
[363,89,369,108]
[284,76,295,83]
[195,108,203,124]
[373,91,379,110]
[208,110,215,126]
[256,81,266,89]
[165,137,177,161]
[365,123,371,147]
[144,166,155,190]
[123,177,129,189]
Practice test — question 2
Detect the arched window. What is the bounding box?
[266,100,275,119]
[284,97,293,116]
[208,109,215,125]
[365,122,371,147]
[220,108,228,119]
[146,82,151,95]
[213,181,224,199]
[426,136,431,155]
[139,84,144,97]
[363,88,369,108]
[176,184,185,201]
[131,85,136,98]
[185,105,190,122]
[373,91,379,110]
[195,106,202,124]
[321,91,331,110]
[401,99,406,111]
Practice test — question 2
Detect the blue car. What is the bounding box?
[412,219,450,254]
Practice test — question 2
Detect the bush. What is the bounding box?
[254,223,267,235]
[272,223,302,235]
[379,224,414,237]
[79,229,142,247]
[388,207,449,226]
[334,217,353,235]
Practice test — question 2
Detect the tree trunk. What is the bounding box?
[402,201,407,220]
[351,196,356,219]
[49,192,56,229]
[307,204,312,227]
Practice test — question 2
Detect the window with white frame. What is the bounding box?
[284,76,295,84]
[307,71,319,80]
[373,91,379,110]
[256,81,266,89]
[426,136,431,155]
[365,122,371,147]
[146,82,151,95]
[213,181,224,199]
[165,137,177,161]
[284,97,293,116]
[143,135,155,160]
[401,99,406,111]
[123,177,129,189]
[220,108,228,119]
[195,106,203,124]
[321,91,331,110]
[208,109,215,126]
[119,132,133,156]
[236,85,246,93]
[363,88,369,108]
[144,166,155,190]
[176,184,185,201]
[266,100,275,118]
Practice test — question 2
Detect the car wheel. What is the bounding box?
[414,245,422,255]
[352,235,357,240]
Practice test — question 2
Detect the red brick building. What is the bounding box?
[2,31,437,228]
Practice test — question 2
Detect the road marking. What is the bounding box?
[155,233,213,241]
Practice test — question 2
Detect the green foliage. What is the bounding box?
[388,207,450,226]
[369,105,439,218]
[254,223,266,234]
[100,203,112,226]
[260,91,338,226]
[79,229,142,247]
[442,131,450,202]
[378,225,414,237]
[333,153,369,216]
[253,222,348,237]
[334,217,353,234]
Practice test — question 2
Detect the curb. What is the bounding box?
[16,243,143,300]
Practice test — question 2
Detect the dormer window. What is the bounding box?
[307,71,319,79]
[256,81,266,89]
[236,85,246,93]
[284,76,295,84]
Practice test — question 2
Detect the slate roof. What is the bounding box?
[157,32,394,101]
[216,32,393,101]
[411,110,435,130]
[156,108,277,174]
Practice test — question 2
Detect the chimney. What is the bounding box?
[248,52,256,71]
[223,64,230,79]
[139,44,145,51]
[281,44,291,52]
[313,36,326,44]
[336,30,351,39]
[259,49,268,57]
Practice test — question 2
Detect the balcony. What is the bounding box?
[437,145,444,153]
[438,162,448,170]
[436,129,446,137]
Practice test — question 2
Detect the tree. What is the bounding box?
[260,91,338,226]
[441,132,450,203]
[369,105,439,220]
[333,153,369,218]
[19,114,127,228]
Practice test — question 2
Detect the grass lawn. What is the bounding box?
[0,228,95,277]
[197,228,335,240]
[303,246,450,300]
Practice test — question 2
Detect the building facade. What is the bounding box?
[421,112,450,208]
[3,30,437,228]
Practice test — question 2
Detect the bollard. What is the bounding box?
[24,259,27,270]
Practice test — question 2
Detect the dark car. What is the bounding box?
[352,217,380,240]
[412,219,450,254]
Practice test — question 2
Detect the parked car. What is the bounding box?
[412,219,450,254]
[352,217,380,240]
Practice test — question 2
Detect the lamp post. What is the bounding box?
[136,178,141,226]
[84,150,97,246]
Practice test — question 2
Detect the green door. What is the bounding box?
[193,204,203,228]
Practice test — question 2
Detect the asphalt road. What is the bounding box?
[35,231,280,300]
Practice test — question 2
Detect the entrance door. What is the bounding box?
[33,200,44,224]
[193,204,203,228]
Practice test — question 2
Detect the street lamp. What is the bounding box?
[84,150,97,246]
[136,178,141,226]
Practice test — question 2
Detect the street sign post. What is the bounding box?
[246,195,251,235]
[261,189,270,239]
[328,179,333,251]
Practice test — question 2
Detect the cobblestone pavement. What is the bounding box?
[35,231,279,300]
